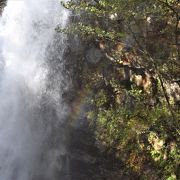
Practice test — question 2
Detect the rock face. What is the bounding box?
[86,47,103,64]
[63,36,139,180]
[66,102,139,180]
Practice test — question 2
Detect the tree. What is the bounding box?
[60,0,180,179]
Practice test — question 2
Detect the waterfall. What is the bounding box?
[0,0,69,179]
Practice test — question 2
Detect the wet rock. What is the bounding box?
[86,47,103,64]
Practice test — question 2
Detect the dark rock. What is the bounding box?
[86,47,103,64]
[0,0,6,15]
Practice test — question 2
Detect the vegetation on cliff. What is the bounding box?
[60,0,180,179]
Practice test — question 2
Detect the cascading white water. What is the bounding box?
[0,0,69,179]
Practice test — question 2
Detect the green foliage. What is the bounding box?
[61,0,180,179]
[87,85,180,179]
[57,23,124,41]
